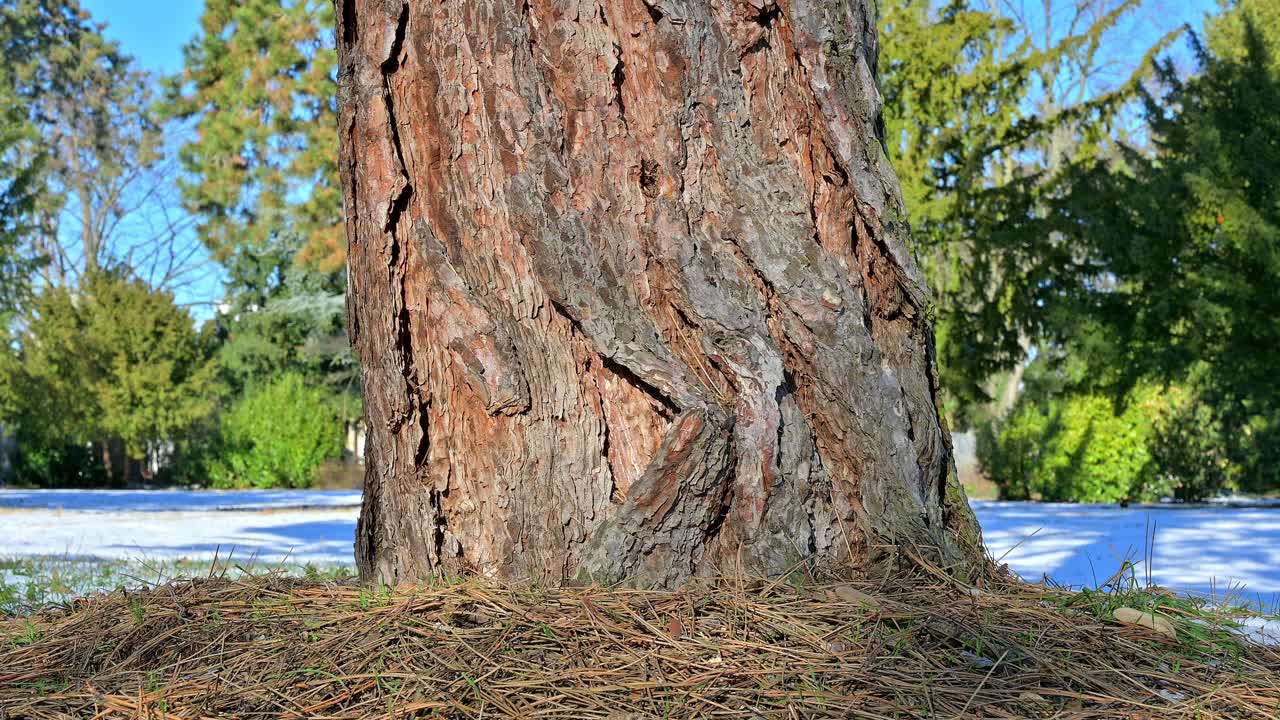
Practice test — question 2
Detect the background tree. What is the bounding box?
[982,1,1280,500]
[0,0,205,293]
[214,240,358,412]
[880,0,1178,423]
[0,80,41,314]
[167,0,343,272]
[0,272,220,486]
[1067,12,1278,494]
[165,0,356,490]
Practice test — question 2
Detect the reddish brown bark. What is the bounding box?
[337,0,984,587]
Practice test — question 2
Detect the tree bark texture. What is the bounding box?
[337,0,985,587]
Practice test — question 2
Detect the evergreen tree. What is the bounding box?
[880,0,1178,422]
[0,81,41,313]
[1205,0,1279,74]
[215,239,359,423]
[0,273,220,486]
[166,0,342,272]
[1048,6,1280,495]
[170,0,359,450]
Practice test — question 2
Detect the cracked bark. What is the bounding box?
[338,0,986,588]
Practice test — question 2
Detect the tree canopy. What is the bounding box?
[880,0,1178,420]
[0,0,352,489]
[166,0,343,272]
[1048,6,1280,495]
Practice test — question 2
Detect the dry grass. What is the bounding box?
[1,568,1277,719]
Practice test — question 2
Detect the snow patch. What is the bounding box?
[1,491,1277,626]
[973,501,1280,610]
[0,489,362,512]
[0,507,358,565]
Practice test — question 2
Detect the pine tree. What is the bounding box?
[167,0,342,272]
[879,0,1179,421]
[1054,6,1280,494]
[337,0,986,587]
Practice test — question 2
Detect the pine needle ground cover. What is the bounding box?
[2,570,1277,719]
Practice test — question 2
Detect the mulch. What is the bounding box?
[2,568,1277,718]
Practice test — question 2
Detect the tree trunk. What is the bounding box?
[337,0,985,588]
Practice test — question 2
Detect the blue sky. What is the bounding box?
[79,0,204,75]
[81,0,1222,77]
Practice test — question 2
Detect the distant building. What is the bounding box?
[346,419,366,464]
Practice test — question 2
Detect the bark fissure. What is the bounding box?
[341,0,356,45]
[548,298,680,419]
[666,301,737,405]
[381,1,408,73]
[641,0,663,23]
[610,48,628,131]
[382,2,415,436]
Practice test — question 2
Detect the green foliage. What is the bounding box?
[880,0,1176,423]
[881,0,1024,242]
[0,273,220,486]
[979,374,1166,502]
[214,241,360,421]
[1051,7,1280,496]
[205,373,343,489]
[0,0,358,489]
[166,0,342,271]
[902,0,1279,500]
[1146,389,1238,502]
[0,82,40,313]
[1205,0,1279,75]
[176,2,362,446]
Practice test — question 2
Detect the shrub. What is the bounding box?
[979,387,1169,503]
[207,373,343,489]
[8,442,103,489]
[1146,386,1258,502]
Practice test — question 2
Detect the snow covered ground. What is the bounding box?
[0,488,361,512]
[1,489,1277,609]
[0,506,358,566]
[974,500,1280,609]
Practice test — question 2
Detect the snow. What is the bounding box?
[973,501,1280,609]
[0,506,358,566]
[1240,616,1280,645]
[1,489,1276,615]
[0,488,361,512]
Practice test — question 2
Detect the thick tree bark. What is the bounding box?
[337,0,984,587]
